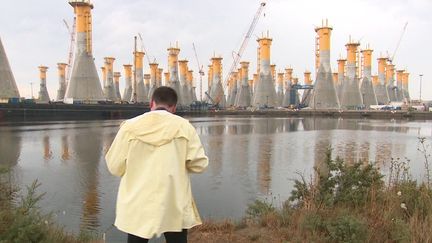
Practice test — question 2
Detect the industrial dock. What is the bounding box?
[0,0,429,120]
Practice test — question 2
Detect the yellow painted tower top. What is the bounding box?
[315,19,333,52]
[57,63,68,77]
[114,72,121,83]
[38,66,48,79]
[304,71,312,85]
[134,51,145,69]
[337,58,346,75]
[402,72,409,85]
[372,75,379,86]
[277,73,284,85]
[257,34,272,61]
[123,64,132,78]
[361,48,373,67]
[178,60,188,77]
[377,57,387,75]
[345,41,360,64]
[69,0,94,54]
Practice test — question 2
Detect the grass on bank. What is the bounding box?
[190,138,432,243]
[0,168,98,243]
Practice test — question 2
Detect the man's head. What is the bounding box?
[150,86,178,113]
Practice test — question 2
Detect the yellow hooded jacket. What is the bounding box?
[105,110,208,239]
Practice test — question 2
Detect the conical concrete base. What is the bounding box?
[387,84,397,102]
[375,84,389,105]
[191,87,197,102]
[276,90,283,107]
[302,89,312,106]
[209,80,226,107]
[104,84,116,101]
[309,65,339,109]
[147,85,156,101]
[169,81,183,105]
[235,85,251,107]
[38,88,50,103]
[227,88,237,107]
[253,73,277,108]
[57,85,66,101]
[180,84,191,106]
[123,87,132,102]
[0,38,20,99]
[360,77,377,107]
[135,81,148,103]
[65,52,104,101]
[403,90,410,102]
[339,76,362,110]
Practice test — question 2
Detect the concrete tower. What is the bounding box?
[339,40,362,109]
[235,61,252,107]
[227,72,238,106]
[336,58,346,99]
[148,62,159,99]
[270,64,276,84]
[113,72,121,101]
[0,38,20,99]
[56,63,68,101]
[207,64,213,95]
[167,45,182,105]
[65,0,104,101]
[157,68,163,87]
[276,72,284,106]
[122,64,132,102]
[178,59,191,105]
[164,72,170,87]
[386,63,397,102]
[209,56,226,107]
[282,68,294,107]
[309,21,340,109]
[252,73,258,97]
[38,66,50,103]
[402,72,410,101]
[302,71,313,105]
[360,47,378,107]
[103,57,116,100]
[253,34,278,108]
[375,57,390,104]
[372,75,379,89]
[132,51,147,103]
[396,69,404,101]
[144,74,150,96]
[188,70,197,102]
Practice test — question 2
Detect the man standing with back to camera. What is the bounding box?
[106,86,208,243]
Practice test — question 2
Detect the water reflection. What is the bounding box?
[43,136,53,161]
[1,117,429,242]
[73,125,103,231]
[0,130,21,167]
[61,135,71,161]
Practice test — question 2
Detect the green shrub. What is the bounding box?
[326,214,368,243]
[290,148,384,208]
[246,199,275,220]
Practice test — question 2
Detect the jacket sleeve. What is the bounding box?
[186,125,209,173]
[105,122,129,177]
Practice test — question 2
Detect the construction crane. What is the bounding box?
[138,33,153,64]
[222,1,267,91]
[192,43,205,101]
[388,22,408,64]
[63,18,76,84]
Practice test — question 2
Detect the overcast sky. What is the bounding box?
[1,0,431,100]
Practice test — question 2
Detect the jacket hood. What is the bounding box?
[126,112,189,147]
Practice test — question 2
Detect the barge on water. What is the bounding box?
[1,102,432,122]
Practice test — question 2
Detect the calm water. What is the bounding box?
[1,116,431,242]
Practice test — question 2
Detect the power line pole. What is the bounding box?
[419,74,423,102]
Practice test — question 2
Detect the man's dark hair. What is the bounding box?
[151,86,178,107]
